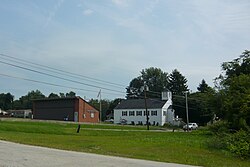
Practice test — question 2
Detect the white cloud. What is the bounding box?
[111,0,128,7]
[83,9,94,16]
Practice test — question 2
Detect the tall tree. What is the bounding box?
[216,50,250,130]
[168,69,188,95]
[222,50,250,78]
[223,74,250,130]
[197,79,210,93]
[126,67,169,98]
[0,93,14,110]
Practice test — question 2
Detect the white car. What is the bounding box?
[183,123,198,131]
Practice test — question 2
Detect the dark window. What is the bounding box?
[129,111,135,116]
[151,110,157,116]
[122,111,127,116]
[136,111,142,116]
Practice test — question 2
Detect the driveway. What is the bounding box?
[0,140,199,167]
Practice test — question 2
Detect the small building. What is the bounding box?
[114,91,175,126]
[7,109,32,118]
[33,96,99,123]
[0,108,8,116]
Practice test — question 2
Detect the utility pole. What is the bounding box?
[98,89,102,123]
[185,91,189,132]
[143,84,149,130]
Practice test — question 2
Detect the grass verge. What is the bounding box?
[0,119,249,167]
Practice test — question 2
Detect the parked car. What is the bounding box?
[104,119,114,123]
[183,123,198,131]
[119,119,127,125]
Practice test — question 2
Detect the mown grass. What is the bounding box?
[0,119,249,167]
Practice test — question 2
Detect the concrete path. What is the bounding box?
[0,140,199,167]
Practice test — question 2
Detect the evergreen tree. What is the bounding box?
[197,79,210,93]
[168,69,188,95]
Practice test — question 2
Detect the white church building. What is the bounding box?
[114,91,175,126]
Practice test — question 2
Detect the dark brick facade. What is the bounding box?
[33,97,99,123]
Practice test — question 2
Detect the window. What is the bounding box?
[136,111,142,116]
[151,110,157,116]
[122,111,127,116]
[90,112,94,118]
[129,111,135,116]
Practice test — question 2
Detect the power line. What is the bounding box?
[0,60,126,94]
[0,55,125,89]
[0,53,126,88]
[0,73,125,97]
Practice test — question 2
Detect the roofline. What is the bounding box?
[32,96,83,102]
[32,96,100,112]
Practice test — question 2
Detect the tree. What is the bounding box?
[107,98,123,117]
[59,93,65,98]
[197,79,210,93]
[66,91,76,97]
[217,50,250,130]
[0,93,14,110]
[48,93,60,99]
[168,69,188,95]
[88,98,111,121]
[126,77,143,99]
[14,90,45,109]
[223,74,250,130]
[222,50,250,80]
[126,67,169,98]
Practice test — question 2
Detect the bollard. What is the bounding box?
[77,124,81,133]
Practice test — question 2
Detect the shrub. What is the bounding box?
[206,133,229,150]
[207,122,250,159]
[208,121,230,134]
[227,130,250,158]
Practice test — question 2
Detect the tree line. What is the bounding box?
[126,67,213,125]
[126,50,250,130]
[0,90,121,121]
[1,50,249,130]
[0,91,77,110]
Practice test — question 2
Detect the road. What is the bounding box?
[0,140,199,167]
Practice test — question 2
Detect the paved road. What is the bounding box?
[0,140,199,167]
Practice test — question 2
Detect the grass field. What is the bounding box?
[0,119,249,167]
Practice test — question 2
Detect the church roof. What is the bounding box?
[114,98,167,109]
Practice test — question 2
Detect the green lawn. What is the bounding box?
[0,119,249,167]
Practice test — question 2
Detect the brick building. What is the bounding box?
[33,97,99,123]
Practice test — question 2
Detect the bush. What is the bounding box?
[207,122,250,159]
[208,121,230,134]
[206,133,229,150]
[227,130,250,158]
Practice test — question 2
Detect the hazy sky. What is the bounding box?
[0,0,250,100]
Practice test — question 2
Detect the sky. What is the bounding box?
[0,0,250,100]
